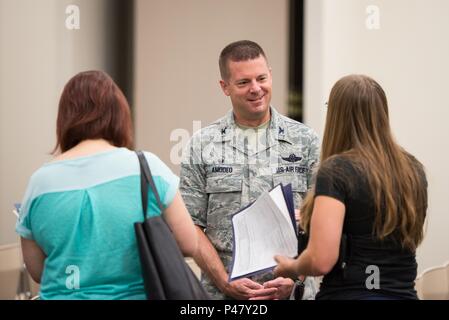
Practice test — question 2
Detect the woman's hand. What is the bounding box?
[273,255,299,280]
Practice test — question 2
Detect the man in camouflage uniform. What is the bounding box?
[180,40,320,300]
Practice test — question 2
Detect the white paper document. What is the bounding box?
[229,185,298,280]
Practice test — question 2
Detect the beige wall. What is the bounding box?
[134,0,289,174]
[0,0,119,245]
[304,0,449,272]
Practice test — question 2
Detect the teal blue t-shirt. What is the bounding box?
[16,148,179,300]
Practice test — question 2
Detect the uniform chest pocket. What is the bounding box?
[205,175,243,193]
[272,173,308,193]
[205,165,243,193]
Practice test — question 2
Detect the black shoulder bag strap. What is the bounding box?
[135,151,210,300]
[136,150,163,218]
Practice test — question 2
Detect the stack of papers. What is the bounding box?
[229,184,298,281]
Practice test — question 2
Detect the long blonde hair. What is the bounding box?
[301,75,427,251]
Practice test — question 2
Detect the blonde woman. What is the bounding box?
[274,75,427,300]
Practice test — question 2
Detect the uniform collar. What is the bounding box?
[214,106,293,154]
[267,107,293,145]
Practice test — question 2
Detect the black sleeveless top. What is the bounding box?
[314,155,427,300]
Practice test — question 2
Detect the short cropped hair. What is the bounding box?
[219,40,267,80]
[54,70,133,153]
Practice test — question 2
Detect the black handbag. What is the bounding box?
[134,151,210,300]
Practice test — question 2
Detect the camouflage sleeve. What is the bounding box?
[307,131,320,188]
[179,135,208,229]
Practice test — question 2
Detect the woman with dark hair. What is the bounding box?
[274,74,428,300]
[16,70,198,299]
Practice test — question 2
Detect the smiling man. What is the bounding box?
[180,40,320,300]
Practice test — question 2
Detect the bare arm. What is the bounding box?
[163,191,198,257]
[274,195,345,278]
[20,237,46,284]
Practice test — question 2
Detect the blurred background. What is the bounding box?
[1,0,448,299]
